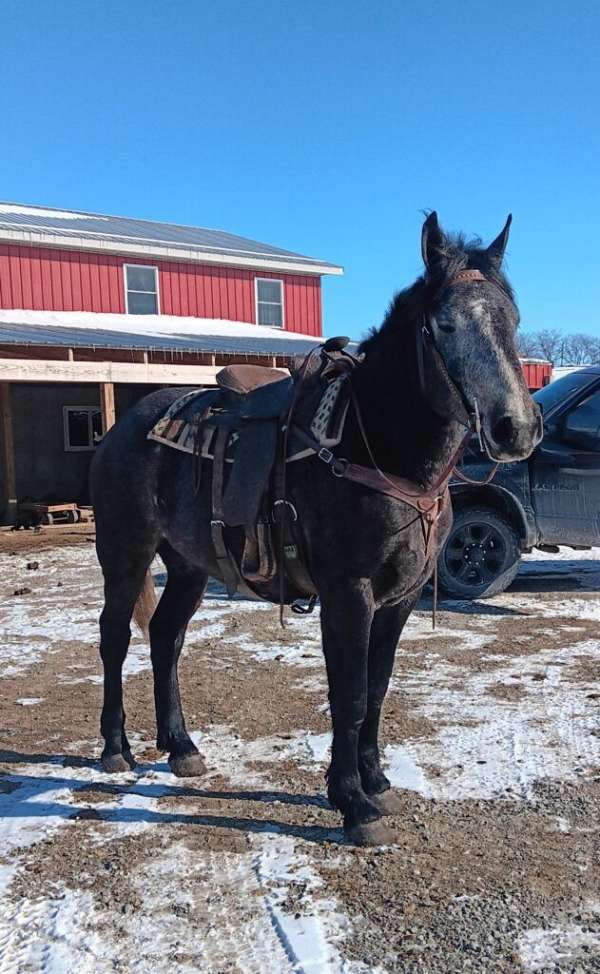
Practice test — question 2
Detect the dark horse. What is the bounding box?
[91,213,541,845]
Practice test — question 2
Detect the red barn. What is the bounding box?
[0,202,342,522]
[0,201,342,332]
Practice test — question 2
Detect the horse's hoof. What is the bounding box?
[102,751,136,773]
[369,789,405,816]
[169,751,207,778]
[345,819,398,847]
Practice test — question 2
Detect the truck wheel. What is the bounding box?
[438,506,521,600]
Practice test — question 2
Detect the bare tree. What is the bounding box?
[535,329,564,365]
[565,333,589,365]
[577,334,600,364]
[517,328,598,366]
[518,332,541,357]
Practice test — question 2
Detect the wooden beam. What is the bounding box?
[0,382,17,524]
[0,358,223,385]
[100,382,116,434]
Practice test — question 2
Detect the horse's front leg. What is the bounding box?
[358,598,418,814]
[320,582,397,846]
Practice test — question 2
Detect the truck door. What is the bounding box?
[530,387,600,545]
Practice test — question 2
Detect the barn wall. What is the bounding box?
[9,383,101,506]
[0,244,322,336]
[0,383,197,516]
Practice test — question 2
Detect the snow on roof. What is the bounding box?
[0,201,344,276]
[0,309,323,358]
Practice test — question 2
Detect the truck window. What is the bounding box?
[563,389,600,449]
[533,371,597,416]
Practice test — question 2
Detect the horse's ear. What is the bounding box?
[421,211,446,272]
[487,214,512,266]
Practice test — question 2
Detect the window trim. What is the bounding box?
[255,277,284,329]
[123,263,160,315]
[63,405,102,452]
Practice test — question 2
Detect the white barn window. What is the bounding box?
[255,278,284,327]
[124,264,159,314]
[63,406,102,451]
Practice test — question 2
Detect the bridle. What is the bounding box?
[416,267,504,455]
[279,267,509,625]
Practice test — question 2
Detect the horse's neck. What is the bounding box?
[347,338,465,490]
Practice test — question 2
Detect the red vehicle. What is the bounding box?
[520,358,552,391]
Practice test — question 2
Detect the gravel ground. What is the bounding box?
[0,527,599,973]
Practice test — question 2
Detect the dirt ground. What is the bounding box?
[1,526,599,973]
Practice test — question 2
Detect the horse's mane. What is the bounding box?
[359,233,515,355]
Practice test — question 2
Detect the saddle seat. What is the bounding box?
[216,364,294,420]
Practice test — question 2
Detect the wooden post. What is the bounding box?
[0,382,17,524]
[99,382,116,435]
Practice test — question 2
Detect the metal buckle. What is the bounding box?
[210,519,225,528]
[272,499,298,522]
[318,447,334,465]
[331,458,348,478]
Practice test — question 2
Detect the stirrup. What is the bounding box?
[291,595,318,615]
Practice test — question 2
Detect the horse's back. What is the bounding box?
[91,386,200,551]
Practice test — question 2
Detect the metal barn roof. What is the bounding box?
[0,202,343,277]
[0,309,324,359]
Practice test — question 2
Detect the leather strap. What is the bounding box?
[210,426,239,596]
[273,432,317,605]
[451,269,486,284]
[291,423,462,522]
[416,322,474,429]
[334,461,449,518]
[348,384,474,502]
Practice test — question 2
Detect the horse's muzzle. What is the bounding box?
[485,403,543,461]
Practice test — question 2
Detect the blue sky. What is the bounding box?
[1,0,598,339]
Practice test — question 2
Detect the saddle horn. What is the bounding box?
[322,336,350,352]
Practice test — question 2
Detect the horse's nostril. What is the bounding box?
[492,416,516,446]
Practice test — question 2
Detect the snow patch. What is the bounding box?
[519,923,600,970]
[0,203,107,221]
[0,307,318,343]
[384,745,430,795]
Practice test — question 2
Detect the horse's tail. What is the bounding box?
[133,571,157,639]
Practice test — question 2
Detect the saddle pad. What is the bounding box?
[148,372,350,461]
[148,388,218,454]
[288,373,350,462]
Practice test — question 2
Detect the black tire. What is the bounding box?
[438,506,521,600]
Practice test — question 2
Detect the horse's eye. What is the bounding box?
[438,323,455,334]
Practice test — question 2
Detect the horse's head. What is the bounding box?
[420,212,542,462]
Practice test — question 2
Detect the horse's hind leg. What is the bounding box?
[358,599,417,814]
[99,551,156,772]
[150,542,208,777]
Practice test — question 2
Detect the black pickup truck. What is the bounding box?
[439,366,600,599]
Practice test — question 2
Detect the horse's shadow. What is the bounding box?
[0,749,343,846]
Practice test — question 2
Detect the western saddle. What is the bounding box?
[149,347,347,609]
